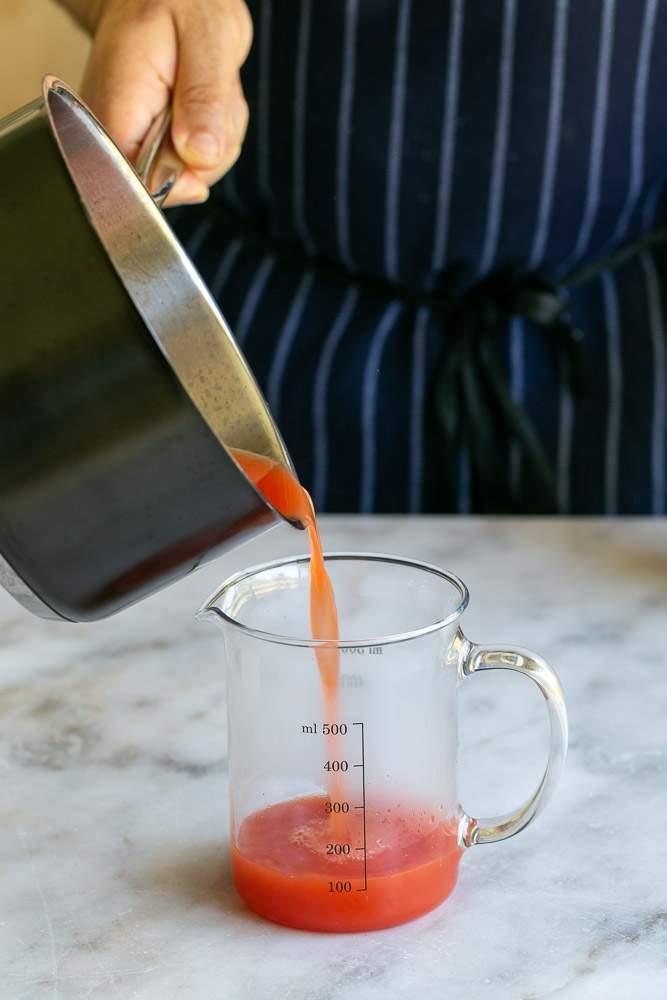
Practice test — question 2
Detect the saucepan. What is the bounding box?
[0,77,297,623]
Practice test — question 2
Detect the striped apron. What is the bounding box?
[172,0,667,515]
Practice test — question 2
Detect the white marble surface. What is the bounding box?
[1,517,666,1000]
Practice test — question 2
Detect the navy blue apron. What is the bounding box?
[173,0,667,515]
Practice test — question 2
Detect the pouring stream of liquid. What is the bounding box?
[230,449,345,822]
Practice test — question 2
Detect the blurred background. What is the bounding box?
[0,0,89,117]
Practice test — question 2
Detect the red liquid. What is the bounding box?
[231,795,461,932]
[231,449,340,670]
[231,448,343,806]
[229,450,461,931]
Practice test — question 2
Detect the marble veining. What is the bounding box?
[1,518,666,999]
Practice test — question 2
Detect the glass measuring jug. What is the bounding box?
[199,553,567,932]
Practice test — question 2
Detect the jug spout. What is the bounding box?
[196,599,223,628]
[197,576,239,630]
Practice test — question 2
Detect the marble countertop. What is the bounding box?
[1,517,666,1000]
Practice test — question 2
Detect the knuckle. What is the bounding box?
[129,0,166,25]
[216,1,253,62]
[179,82,226,116]
[234,3,254,58]
[221,16,242,53]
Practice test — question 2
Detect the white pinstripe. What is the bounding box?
[642,177,665,230]
[360,302,404,512]
[385,0,412,282]
[312,288,360,510]
[601,270,622,514]
[641,176,664,230]
[409,308,429,512]
[567,0,616,265]
[641,251,667,515]
[611,0,658,245]
[267,271,315,417]
[529,0,569,271]
[257,0,272,204]
[293,0,316,255]
[479,0,518,276]
[235,255,276,346]
[430,0,464,277]
[336,0,359,272]
[509,317,524,499]
[210,238,243,300]
[557,380,574,513]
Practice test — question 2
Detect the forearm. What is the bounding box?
[54,0,105,33]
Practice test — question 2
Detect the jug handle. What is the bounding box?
[456,632,568,848]
[134,107,183,208]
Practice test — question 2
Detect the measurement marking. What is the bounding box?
[352,722,368,892]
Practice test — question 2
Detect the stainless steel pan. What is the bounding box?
[0,77,297,622]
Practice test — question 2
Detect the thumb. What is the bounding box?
[172,5,249,172]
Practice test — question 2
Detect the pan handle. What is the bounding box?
[134,107,183,208]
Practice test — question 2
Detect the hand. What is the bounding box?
[77,0,252,205]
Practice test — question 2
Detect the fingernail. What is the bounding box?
[182,129,220,166]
